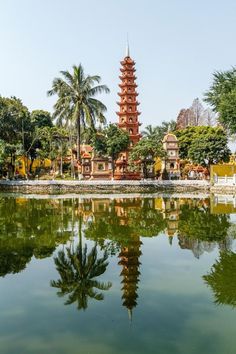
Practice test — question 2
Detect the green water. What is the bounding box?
[0,194,236,354]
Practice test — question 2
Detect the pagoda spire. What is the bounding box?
[126,36,130,57]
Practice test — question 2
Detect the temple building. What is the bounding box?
[115,46,142,180]
[162,133,180,179]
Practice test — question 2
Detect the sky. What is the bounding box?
[0,0,236,128]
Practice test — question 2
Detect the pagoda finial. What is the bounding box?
[126,34,130,57]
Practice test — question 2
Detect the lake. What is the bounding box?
[0,194,236,354]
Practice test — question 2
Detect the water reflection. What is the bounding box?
[177,200,231,258]
[51,242,112,310]
[0,197,73,276]
[0,194,236,314]
[118,235,142,318]
[204,251,236,307]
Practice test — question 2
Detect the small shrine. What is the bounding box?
[162,133,180,179]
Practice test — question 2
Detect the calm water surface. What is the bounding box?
[0,194,236,354]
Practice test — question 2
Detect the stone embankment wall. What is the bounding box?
[0,180,210,194]
[211,185,236,194]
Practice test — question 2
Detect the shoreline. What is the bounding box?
[0,179,210,195]
[0,180,235,197]
[1,179,235,195]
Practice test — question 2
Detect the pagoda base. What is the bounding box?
[114,172,141,180]
[90,172,112,180]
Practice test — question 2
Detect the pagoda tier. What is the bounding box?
[117,102,140,107]
[117,111,141,116]
[119,74,137,80]
[118,122,142,128]
[118,92,139,97]
[119,83,137,88]
[120,67,136,73]
[120,59,136,66]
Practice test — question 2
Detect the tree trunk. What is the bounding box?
[77,114,81,163]
[143,163,147,179]
[60,140,63,176]
[112,158,115,179]
[69,123,75,178]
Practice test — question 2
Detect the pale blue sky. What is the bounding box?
[0,0,236,127]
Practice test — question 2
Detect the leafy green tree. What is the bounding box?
[48,64,109,162]
[129,138,165,178]
[188,131,230,166]
[33,126,69,175]
[51,243,112,310]
[204,67,236,134]
[93,124,130,177]
[0,96,31,145]
[0,96,31,176]
[31,110,53,128]
[175,126,230,165]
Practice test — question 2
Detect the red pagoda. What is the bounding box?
[115,46,141,180]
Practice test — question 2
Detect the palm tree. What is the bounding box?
[141,125,159,139]
[48,64,110,162]
[142,120,177,141]
[51,243,112,310]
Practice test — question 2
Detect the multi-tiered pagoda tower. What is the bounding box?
[115,47,141,180]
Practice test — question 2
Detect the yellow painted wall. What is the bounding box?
[154,157,162,173]
[211,164,236,178]
[211,202,236,214]
[15,157,52,176]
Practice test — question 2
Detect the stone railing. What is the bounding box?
[213,176,236,185]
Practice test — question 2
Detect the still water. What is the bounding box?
[0,194,236,354]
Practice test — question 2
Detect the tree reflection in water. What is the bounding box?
[51,243,112,310]
[0,197,73,277]
[204,251,236,307]
[177,201,231,258]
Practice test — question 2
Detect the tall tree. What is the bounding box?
[142,120,176,141]
[141,125,159,139]
[188,131,230,167]
[190,98,204,126]
[0,96,31,176]
[175,126,230,165]
[204,67,236,134]
[48,64,110,162]
[176,98,216,129]
[31,110,53,128]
